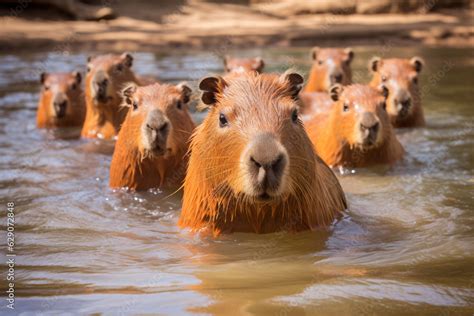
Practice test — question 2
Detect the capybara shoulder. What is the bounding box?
[223,56,265,74]
[109,82,195,191]
[37,72,85,128]
[81,52,142,140]
[304,47,354,93]
[369,56,425,128]
[306,84,404,168]
[179,71,347,235]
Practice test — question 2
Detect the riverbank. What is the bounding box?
[0,1,472,53]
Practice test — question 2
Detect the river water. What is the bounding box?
[0,47,473,315]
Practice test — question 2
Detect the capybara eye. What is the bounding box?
[381,102,387,111]
[381,75,387,82]
[87,66,91,73]
[412,77,418,85]
[343,103,349,112]
[132,101,138,111]
[291,108,298,123]
[219,113,228,127]
[44,85,50,91]
[176,101,182,110]
[71,83,77,90]
[318,60,323,65]
[116,64,123,72]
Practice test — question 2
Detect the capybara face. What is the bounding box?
[223,56,265,74]
[329,84,390,150]
[38,72,84,126]
[86,53,135,106]
[308,47,353,91]
[121,82,193,158]
[197,71,309,202]
[369,57,423,125]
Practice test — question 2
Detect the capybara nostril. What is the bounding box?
[333,73,343,83]
[54,100,68,118]
[400,98,411,109]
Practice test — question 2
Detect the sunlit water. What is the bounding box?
[0,47,473,315]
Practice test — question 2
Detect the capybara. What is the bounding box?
[109,82,195,190]
[81,53,142,140]
[306,84,404,168]
[298,91,333,120]
[303,47,354,93]
[369,56,425,128]
[179,71,347,235]
[37,72,85,128]
[223,56,265,74]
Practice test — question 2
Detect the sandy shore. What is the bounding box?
[0,0,472,53]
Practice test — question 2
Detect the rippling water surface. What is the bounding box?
[0,47,473,315]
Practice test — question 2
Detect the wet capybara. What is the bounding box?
[223,56,265,74]
[109,82,195,190]
[306,84,404,168]
[81,53,142,140]
[37,72,85,128]
[369,56,425,128]
[303,47,354,93]
[179,71,347,235]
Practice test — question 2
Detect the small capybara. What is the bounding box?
[306,84,404,168]
[37,72,85,128]
[223,56,265,74]
[179,71,347,235]
[109,82,195,190]
[303,47,354,93]
[369,56,425,128]
[81,53,142,140]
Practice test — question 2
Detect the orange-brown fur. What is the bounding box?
[37,72,85,128]
[109,83,195,190]
[303,47,353,93]
[369,57,425,128]
[179,71,347,235]
[81,53,142,140]
[299,91,333,120]
[306,84,404,168]
[223,56,265,74]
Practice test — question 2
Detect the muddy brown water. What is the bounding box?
[0,47,473,315]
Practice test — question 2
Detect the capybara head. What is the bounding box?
[223,56,265,74]
[305,47,354,92]
[120,82,194,158]
[328,83,390,150]
[37,71,84,128]
[86,53,136,106]
[369,57,425,127]
[179,71,347,234]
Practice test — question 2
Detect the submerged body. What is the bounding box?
[109,83,195,190]
[307,84,404,168]
[179,71,347,235]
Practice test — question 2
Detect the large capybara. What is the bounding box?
[81,53,142,140]
[303,47,354,93]
[37,72,85,128]
[109,82,195,190]
[179,71,347,235]
[223,56,265,74]
[369,56,425,128]
[306,84,404,168]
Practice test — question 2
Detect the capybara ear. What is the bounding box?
[311,47,320,60]
[253,57,265,72]
[72,71,82,84]
[369,56,381,72]
[280,71,304,100]
[329,83,344,101]
[122,83,137,106]
[121,52,134,68]
[199,76,226,105]
[87,55,94,63]
[177,82,192,103]
[410,56,424,73]
[40,72,47,84]
[344,48,354,63]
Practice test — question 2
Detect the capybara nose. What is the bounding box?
[93,73,109,102]
[53,100,67,118]
[145,110,170,154]
[247,134,288,196]
[359,112,379,142]
[399,98,411,113]
[332,73,343,83]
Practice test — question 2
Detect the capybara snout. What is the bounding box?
[242,133,289,199]
[359,112,381,147]
[142,109,171,156]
